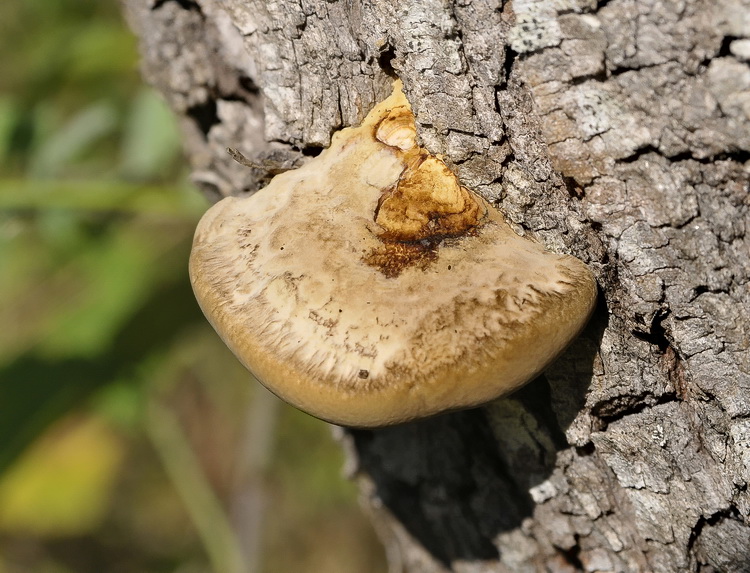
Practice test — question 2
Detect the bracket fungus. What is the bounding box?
[189,81,597,428]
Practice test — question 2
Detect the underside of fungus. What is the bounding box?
[189,81,597,428]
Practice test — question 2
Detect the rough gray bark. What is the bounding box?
[123,0,750,571]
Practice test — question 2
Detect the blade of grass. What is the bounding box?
[146,398,248,573]
[0,178,206,216]
[119,88,182,180]
[0,97,18,169]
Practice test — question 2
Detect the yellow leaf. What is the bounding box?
[0,415,124,537]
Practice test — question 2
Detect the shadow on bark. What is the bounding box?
[349,302,608,566]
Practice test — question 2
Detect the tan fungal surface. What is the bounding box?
[189,82,597,427]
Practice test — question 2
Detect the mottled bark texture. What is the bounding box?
[123,0,750,571]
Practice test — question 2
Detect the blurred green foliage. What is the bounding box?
[0,1,385,572]
[0,0,197,475]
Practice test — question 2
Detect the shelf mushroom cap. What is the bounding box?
[189,81,597,428]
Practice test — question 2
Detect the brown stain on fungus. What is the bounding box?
[363,239,440,278]
[366,104,483,276]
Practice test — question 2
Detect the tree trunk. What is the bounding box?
[123,0,750,571]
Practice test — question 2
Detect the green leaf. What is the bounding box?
[0,274,207,475]
[28,101,118,178]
